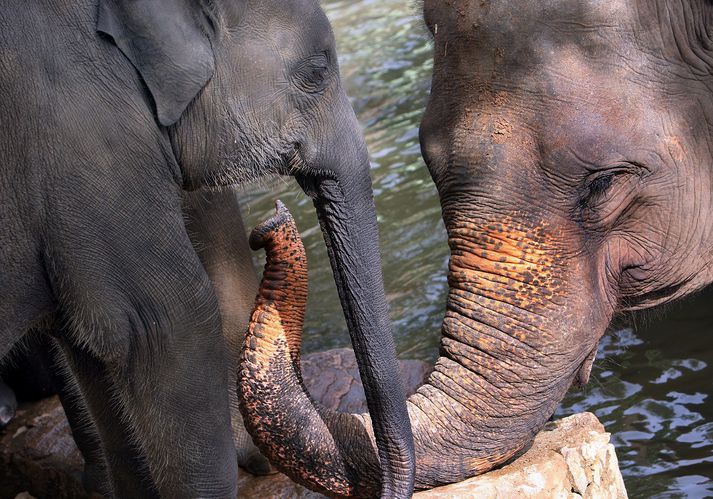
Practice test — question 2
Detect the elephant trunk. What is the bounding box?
[241,201,383,496]
[291,85,416,497]
[239,206,599,495]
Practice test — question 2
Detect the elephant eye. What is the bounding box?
[576,162,649,221]
[293,52,330,94]
[584,173,614,202]
[577,171,621,212]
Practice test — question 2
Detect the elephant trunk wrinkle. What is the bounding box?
[248,201,307,363]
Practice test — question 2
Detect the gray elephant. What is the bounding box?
[235,0,713,495]
[0,0,415,496]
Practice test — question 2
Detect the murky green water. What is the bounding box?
[240,1,713,496]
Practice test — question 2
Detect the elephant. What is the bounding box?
[0,0,416,496]
[235,0,713,495]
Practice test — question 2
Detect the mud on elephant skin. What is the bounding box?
[237,0,713,495]
[0,0,414,496]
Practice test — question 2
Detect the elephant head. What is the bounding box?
[96,0,414,495]
[236,0,713,494]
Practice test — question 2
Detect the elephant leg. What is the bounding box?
[56,384,114,497]
[55,337,157,498]
[62,285,236,498]
[0,378,16,429]
[48,342,115,497]
[57,299,236,497]
[183,188,273,475]
[50,195,237,497]
[3,326,115,495]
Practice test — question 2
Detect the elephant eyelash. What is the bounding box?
[585,174,615,200]
[577,161,650,210]
[577,172,617,210]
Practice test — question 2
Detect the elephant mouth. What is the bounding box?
[238,204,604,495]
[287,143,338,199]
[574,344,599,387]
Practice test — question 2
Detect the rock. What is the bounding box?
[0,397,90,499]
[299,348,432,413]
[0,349,627,498]
[415,412,628,499]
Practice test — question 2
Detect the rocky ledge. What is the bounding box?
[1,348,627,498]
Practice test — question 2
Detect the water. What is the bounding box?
[239,1,713,496]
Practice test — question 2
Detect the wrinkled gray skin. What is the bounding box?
[234,0,713,493]
[69,189,272,493]
[0,0,415,497]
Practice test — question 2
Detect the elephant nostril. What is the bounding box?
[248,200,291,250]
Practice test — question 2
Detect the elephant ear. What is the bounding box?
[97,0,215,126]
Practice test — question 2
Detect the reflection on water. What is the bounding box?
[239,0,713,496]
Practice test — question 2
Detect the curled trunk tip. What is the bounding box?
[246,200,308,362]
[249,200,291,251]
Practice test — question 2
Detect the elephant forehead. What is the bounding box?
[425,0,644,82]
[424,0,634,36]
[429,28,666,169]
[424,3,653,109]
[238,0,335,57]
